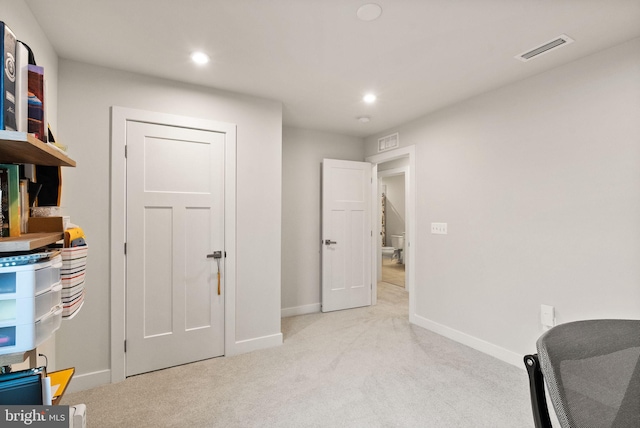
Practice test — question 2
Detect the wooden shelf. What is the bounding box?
[0,232,64,252]
[0,131,76,167]
[0,131,77,369]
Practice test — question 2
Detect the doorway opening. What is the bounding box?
[366,145,415,323]
[379,167,407,289]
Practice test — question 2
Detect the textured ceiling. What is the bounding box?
[25,0,640,137]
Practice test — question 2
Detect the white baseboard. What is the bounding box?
[281,303,321,318]
[64,333,283,392]
[412,314,524,369]
[66,369,112,393]
[64,333,284,392]
[228,332,283,356]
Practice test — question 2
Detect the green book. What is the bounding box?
[0,164,20,237]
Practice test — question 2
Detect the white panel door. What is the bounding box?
[126,121,225,377]
[322,159,372,312]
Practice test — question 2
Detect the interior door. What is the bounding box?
[125,121,225,377]
[321,159,372,312]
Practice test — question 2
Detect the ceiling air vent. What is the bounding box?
[515,34,574,62]
[378,133,399,152]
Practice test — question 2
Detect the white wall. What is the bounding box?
[1,0,59,371]
[365,38,640,366]
[281,127,364,316]
[56,60,283,388]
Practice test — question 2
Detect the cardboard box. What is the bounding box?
[28,216,64,233]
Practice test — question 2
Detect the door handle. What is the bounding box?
[324,239,337,246]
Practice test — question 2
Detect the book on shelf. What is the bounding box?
[19,178,28,233]
[15,41,29,132]
[0,188,3,238]
[0,21,17,131]
[28,64,45,142]
[0,169,8,237]
[0,164,20,237]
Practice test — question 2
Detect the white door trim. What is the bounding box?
[378,166,408,177]
[366,146,416,324]
[110,106,237,383]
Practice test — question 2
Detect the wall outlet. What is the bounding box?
[541,304,555,328]
[431,222,447,234]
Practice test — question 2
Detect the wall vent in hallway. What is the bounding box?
[378,133,399,152]
[515,34,574,62]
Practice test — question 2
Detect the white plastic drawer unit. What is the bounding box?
[34,305,63,346]
[0,305,63,353]
[0,255,63,354]
[35,283,63,321]
[0,255,62,298]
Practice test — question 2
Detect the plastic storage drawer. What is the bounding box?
[0,255,62,299]
[0,305,63,354]
[0,256,63,355]
[0,279,63,327]
[35,255,62,296]
[34,306,63,346]
[35,283,62,321]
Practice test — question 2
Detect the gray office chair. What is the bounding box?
[524,319,640,428]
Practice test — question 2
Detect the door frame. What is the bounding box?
[110,106,237,383]
[366,145,416,323]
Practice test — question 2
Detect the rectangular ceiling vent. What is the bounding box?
[515,34,574,62]
[378,133,399,152]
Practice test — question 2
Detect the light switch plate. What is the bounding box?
[431,223,447,234]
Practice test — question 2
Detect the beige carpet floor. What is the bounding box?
[62,283,533,427]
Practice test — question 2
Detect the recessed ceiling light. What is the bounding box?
[363,93,377,104]
[190,51,210,65]
[357,3,383,21]
[358,116,371,123]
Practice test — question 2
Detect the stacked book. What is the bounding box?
[60,244,88,319]
[2,20,46,138]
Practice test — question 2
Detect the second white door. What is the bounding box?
[321,159,372,312]
[125,120,225,377]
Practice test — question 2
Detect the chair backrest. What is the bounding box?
[536,319,640,428]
